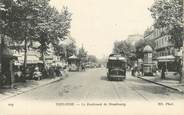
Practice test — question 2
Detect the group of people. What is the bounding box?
[130,57,183,82]
[47,65,67,78]
[131,65,144,77]
[13,64,67,81]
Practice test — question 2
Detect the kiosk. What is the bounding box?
[143,45,153,76]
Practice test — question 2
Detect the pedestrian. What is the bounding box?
[131,67,134,76]
[161,63,166,79]
[177,58,183,83]
[140,64,143,76]
[81,63,85,71]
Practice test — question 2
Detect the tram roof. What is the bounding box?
[108,56,126,61]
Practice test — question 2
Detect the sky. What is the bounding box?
[50,0,154,59]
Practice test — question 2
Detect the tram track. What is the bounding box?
[109,78,149,101]
[123,80,149,101]
[110,81,122,101]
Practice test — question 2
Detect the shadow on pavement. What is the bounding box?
[100,76,126,82]
[101,76,108,81]
[133,85,177,95]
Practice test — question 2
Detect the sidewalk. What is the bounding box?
[137,72,184,93]
[0,75,65,101]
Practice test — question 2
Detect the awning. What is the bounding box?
[14,61,22,66]
[68,55,78,59]
[157,55,175,62]
[14,55,41,64]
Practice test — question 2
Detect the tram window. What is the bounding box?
[108,60,125,68]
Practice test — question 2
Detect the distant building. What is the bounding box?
[126,34,143,45]
[143,27,154,41]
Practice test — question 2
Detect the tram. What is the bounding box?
[107,54,127,81]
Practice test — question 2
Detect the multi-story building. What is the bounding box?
[144,27,176,71]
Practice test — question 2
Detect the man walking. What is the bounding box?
[161,63,166,79]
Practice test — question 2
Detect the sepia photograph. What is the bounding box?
[0,0,184,114]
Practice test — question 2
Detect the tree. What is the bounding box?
[149,0,183,49]
[135,38,156,59]
[113,40,135,57]
[66,43,77,58]
[150,0,183,83]
[78,45,87,63]
[0,0,42,80]
[0,0,73,79]
[135,39,146,59]
[87,55,97,63]
[35,5,72,69]
[54,44,65,58]
[113,40,136,66]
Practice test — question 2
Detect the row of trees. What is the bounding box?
[0,0,72,79]
[77,45,98,64]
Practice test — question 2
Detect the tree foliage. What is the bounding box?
[135,38,156,59]
[0,0,73,77]
[113,40,136,66]
[135,39,145,59]
[87,55,97,63]
[78,45,87,63]
[149,0,183,48]
[113,40,135,58]
[0,0,72,57]
[66,43,77,58]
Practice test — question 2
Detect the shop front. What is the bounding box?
[157,55,176,72]
[13,52,42,80]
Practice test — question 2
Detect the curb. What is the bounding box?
[0,77,63,101]
[137,76,184,94]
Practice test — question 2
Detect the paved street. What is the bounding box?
[1,68,184,103]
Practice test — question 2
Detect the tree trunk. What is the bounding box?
[0,35,4,86]
[42,51,46,77]
[41,48,48,78]
[181,0,184,83]
[23,36,27,82]
[42,51,46,69]
[179,59,183,83]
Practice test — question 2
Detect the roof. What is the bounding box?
[157,55,175,62]
[109,56,126,61]
[143,45,153,52]
[108,54,126,61]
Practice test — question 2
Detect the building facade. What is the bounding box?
[144,27,176,71]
